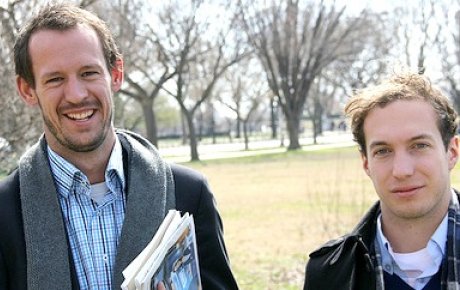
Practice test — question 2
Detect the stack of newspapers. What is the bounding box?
[121,210,202,290]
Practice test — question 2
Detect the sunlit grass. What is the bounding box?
[182,146,367,289]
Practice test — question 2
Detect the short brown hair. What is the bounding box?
[14,2,121,88]
[344,72,458,156]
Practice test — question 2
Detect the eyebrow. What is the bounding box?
[368,134,435,149]
[80,64,104,71]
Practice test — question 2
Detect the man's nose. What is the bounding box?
[64,77,87,103]
[392,151,414,179]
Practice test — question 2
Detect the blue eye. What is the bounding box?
[414,143,429,149]
[374,148,391,157]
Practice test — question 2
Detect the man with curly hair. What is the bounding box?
[304,72,460,290]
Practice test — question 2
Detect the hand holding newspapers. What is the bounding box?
[121,210,202,290]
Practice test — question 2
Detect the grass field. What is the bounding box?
[182,146,460,290]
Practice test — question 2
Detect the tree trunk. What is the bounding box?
[236,112,242,138]
[312,119,318,145]
[243,121,249,150]
[285,114,301,150]
[141,98,158,147]
[198,108,203,141]
[210,106,216,144]
[181,110,187,145]
[312,100,323,145]
[184,111,200,161]
[270,98,277,139]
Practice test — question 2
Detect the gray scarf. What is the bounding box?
[18,130,175,290]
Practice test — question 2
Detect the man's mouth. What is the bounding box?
[391,185,424,197]
[391,186,422,193]
[65,110,95,121]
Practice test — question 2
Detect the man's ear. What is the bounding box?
[448,136,459,171]
[111,58,124,92]
[16,76,38,106]
[361,151,370,176]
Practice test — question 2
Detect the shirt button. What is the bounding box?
[385,264,391,271]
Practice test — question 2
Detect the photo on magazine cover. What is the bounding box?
[150,225,201,290]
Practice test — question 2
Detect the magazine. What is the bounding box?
[121,210,202,290]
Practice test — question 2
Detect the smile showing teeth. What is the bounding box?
[66,110,94,121]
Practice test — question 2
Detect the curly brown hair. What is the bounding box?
[344,72,458,156]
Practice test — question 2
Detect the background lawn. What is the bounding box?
[183,146,460,289]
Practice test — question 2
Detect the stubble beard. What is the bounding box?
[42,108,113,153]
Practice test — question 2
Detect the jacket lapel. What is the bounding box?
[113,132,175,289]
[19,137,72,290]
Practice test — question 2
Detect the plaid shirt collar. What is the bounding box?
[47,136,125,199]
[373,190,460,290]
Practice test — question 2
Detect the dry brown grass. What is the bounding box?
[183,146,460,289]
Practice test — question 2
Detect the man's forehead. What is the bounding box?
[29,23,98,44]
[28,24,105,67]
[363,100,441,143]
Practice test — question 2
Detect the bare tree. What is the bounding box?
[305,76,337,144]
[338,12,395,92]
[437,2,460,113]
[161,0,247,161]
[394,0,440,73]
[239,0,372,150]
[220,58,269,150]
[388,0,460,115]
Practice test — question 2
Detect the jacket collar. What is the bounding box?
[350,201,380,247]
[19,135,73,290]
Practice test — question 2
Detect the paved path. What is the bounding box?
[159,131,356,163]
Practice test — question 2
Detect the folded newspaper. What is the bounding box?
[121,210,202,290]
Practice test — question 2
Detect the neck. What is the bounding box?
[380,194,451,253]
[47,130,116,184]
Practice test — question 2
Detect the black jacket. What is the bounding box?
[0,157,238,290]
[304,203,381,290]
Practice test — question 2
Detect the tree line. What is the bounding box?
[1,0,459,172]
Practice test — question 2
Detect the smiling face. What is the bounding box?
[16,24,123,156]
[362,100,459,223]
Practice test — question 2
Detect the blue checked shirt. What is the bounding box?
[48,138,126,290]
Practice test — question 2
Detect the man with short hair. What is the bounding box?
[0,3,238,290]
[304,72,460,290]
